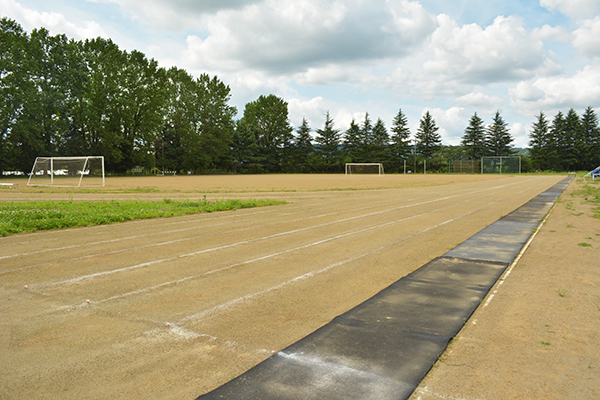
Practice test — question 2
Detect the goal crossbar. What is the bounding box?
[27,156,105,187]
[345,163,384,175]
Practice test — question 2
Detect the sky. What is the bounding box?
[2,0,600,148]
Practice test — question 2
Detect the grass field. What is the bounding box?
[0,174,572,399]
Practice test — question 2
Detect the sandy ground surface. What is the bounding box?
[411,176,600,400]
[0,174,587,400]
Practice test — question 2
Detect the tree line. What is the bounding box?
[2,18,599,175]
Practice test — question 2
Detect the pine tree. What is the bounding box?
[372,118,390,165]
[548,111,565,171]
[581,106,600,169]
[315,111,342,172]
[293,117,314,173]
[343,118,362,162]
[528,112,550,170]
[389,109,412,172]
[563,108,582,171]
[461,112,487,159]
[486,111,513,156]
[415,111,442,159]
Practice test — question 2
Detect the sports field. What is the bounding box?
[0,174,566,399]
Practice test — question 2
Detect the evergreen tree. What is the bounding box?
[581,106,600,169]
[528,112,550,170]
[389,109,412,172]
[562,108,582,171]
[343,118,362,162]
[371,118,390,165]
[415,111,442,159]
[486,111,513,156]
[358,113,373,162]
[315,111,342,172]
[231,118,263,173]
[548,111,565,171]
[292,117,314,172]
[461,112,487,159]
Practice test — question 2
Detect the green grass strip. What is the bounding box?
[0,198,286,236]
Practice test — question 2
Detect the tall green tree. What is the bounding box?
[581,106,600,169]
[562,108,582,171]
[461,112,487,159]
[547,111,566,171]
[231,118,262,173]
[292,117,314,172]
[528,112,550,170]
[0,18,30,173]
[81,37,128,170]
[242,94,292,173]
[486,111,513,156]
[343,118,362,162]
[415,111,442,159]
[389,109,412,172]
[315,111,342,172]
[371,118,390,165]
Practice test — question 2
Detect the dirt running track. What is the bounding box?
[0,174,565,399]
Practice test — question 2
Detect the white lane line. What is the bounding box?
[35,178,545,292]
[173,200,483,326]
[64,186,507,308]
[0,195,411,265]
[38,192,469,288]
[1,177,537,261]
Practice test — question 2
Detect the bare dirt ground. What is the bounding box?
[0,174,589,400]
[411,176,600,400]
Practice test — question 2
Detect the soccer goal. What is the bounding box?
[481,156,521,174]
[27,156,105,187]
[345,163,384,175]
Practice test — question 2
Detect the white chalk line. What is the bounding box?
[0,198,370,275]
[157,180,554,332]
[0,177,535,261]
[36,190,473,288]
[0,201,310,260]
[170,196,490,329]
[0,194,416,272]
[30,178,543,292]
[58,184,512,310]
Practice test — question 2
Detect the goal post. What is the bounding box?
[345,163,384,175]
[27,156,105,187]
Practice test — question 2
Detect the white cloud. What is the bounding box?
[510,122,528,148]
[531,24,572,42]
[421,14,551,95]
[573,16,600,56]
[1,0,107,39]
[454,92,505,111]
[179,0,437,75]
[540,0,600,20]
[288,97,329,130]
[509,61,600,114]
[420,107,468,145]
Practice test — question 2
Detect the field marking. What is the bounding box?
[25,179,546,294]
[0,195,418,272]
[91,182,532,314]
[171,195,490,327]
[37,183,519,289]
[0,178,538,260]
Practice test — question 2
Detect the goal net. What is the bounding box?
[481,156,521,174]
[27,156,105,187]
[345,163,384,175]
